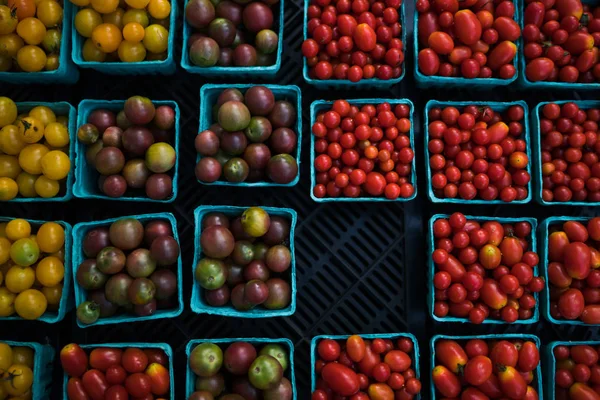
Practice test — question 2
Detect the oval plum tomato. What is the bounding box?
[60,344,89,378]
[384,350,411,372]
[125,372,152,398]
[347,335,366,363]
[571,345,599,366]
[122,348,148,373]
[431,365,461,398]
[418,49,440,75]
[518,342,540,372]
[318,339,341,361]
[464,355,493,385]
[106,365,127,385]
[428,31,454,55]
[558,288,585,319]
[465,339,489,358]
[90,348,122,372]
[499,237,524,267]
[322,362,360,396]
[479,244,501,269]
[434,340,467,374]
[82,369,109,400]
[490,340,519,368]
[454,10,482,45]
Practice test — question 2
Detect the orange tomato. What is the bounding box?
[8,0,36,20]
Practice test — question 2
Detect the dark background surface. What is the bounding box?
[1,0,600,398]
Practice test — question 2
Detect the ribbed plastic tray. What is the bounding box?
[62,342,175,399]
[303,0,407,89]
[428,214,540,324]
[309,98,417,202]
[531,100,600,206]
[191,205,297,317]
[197,84,302,187]
[71,2,178,74]
[0,217,72,323]
[424,100,533,204]
[71,213,184,328]
[73,99,180,202]
[3,340,54,399]
[181,0,283,77]
[185,337,296,399]
[430,334,543,400]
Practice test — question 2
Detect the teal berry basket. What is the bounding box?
[186,338,296,399]
[311,333,421,398]
[430,334,543,400]
[73,99,180,202]
[197,84,301,187]
[63,343,175,398]
[532,100,600,205]
[309,98,417,202]
[181,0,283,77]
[424,100,533,204]
[539,216,594,325]
[191,205,297,317]
[71,1,178,74]
[413,3,520,88]
[519,0,600,90]
[71,213,184,328]
[544,340,599,399]
[303,0,406,88]
[0,1,79,84]
[2,102,77,202]
[0,217,72,323]
[2,340,54,399]
[428,214,540,324]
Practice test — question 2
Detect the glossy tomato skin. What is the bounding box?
[123,348,149,373]
[464,355,493,386]
[322,362,360,396]
[105,365,127,385]
[125,372,153,398]
[358,345,380,376]
[144,348,169,367]
[431,365,461,398]
[478,374,503,398]
[146,363,170,395]
[498,365,528,399]
[367,383,394,400]
[518,341,540,372]
[434,340,468,373]
[454,10,482,45]
[581,305,600,324]
[67,377,91,400]
[89,348,123,372]
[418,49,440,75]
[558,288,586,319]
[490,340,519,368]
[104,385,128,400]
[480,279,508,310]
[81,369,109,400]
[383,350,411,372]
[526,57,555,81]
[61,344,89,378]
[347,335,366,362]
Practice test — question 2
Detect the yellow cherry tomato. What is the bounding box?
[145,51,165,61]
[0,34,24,58]
[126,0,150,9]
[14,289,46,320]
[0,98,17,128]
[45,53,59,70]
[11,347,33,369]
[123,22,144,42]
[35,256,63,286]
[16,17,46,45]
[0,287,15,317]
[3,364,32,396]
[122,9,149,27]
[0,6,18,35]
[41,283,61,306]
[103,7,124,29]
[74,8,102,38]
[33,175,58,198]
[36,0,62,27]
[17,117,44,144]
[143,24,168,54]
[147,0,170,20]
[0,156,21,180]
[0,238,10,265]
[28,106,55,126]
[40,150,70,180]
[69,0,90,6]
[41,28,61,53]
[0,343,12,373]
[36,222,64,253]
[0,178,17,201]
[18,144,48,174]
[5,219,30,241]
[9,239,38,267]
[43,122,69,147]
[16,45,46,72]
[0,125,25,156]
[82,38,105,61]
[15,173,36,198]
[5,266,35,293]
[90,0,119,14]
[91,23,122,53]
[56,115,68,127]
[117,40,145,62]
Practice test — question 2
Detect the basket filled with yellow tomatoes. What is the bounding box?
[0,341,54,400]
[0,217,72,323]
[0,97,76,201]
[0,0,79,84]
[70,0,176,74]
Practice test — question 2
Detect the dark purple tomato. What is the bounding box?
[190,37,220,67]
[88,290,119,317]
[209,123,226,139]
[150,235,180,266]
[224,157,250,182]
[150,269,178,300]
[122,126,155,157]
[233,44,257,66]
[218,48,234,66]
[224,343,257,375]
[196,157,222,183]
[122,159,150,189]
[268,100,296,128]
[202,213,230,229]
[144,220,173,246]
[253,242,269,260]
[134,298,157,316]
[88,109,117,134]
[83,227,110,258]
[231,217,253,241]
[269,128,296,154]
[208,18,237,47]
[217,89,245,107]
[221,131,248,155]
[96,147,125,175]
[145,174,173,200]
[244,86,275,116]
[263,216,290,245]
[242,2,274,32]
[264,278,291,309]
[102,126,123,148]
[266,154,298,183]
[243,143,271,169]
[102,175,127,197]
[186,0,215,28]
[153,105,176,131]
[244,260,270,281]
[265,245,291,272]
[244,280,269,305]
[231,283,253,310]
[256,29,278,54]
[227,263,245,286]
[216,0,243,25]
[195,130,220,156]
[232,240,255,265]
[151,127,172,144]
[205,286,230,306]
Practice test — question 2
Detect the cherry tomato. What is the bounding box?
[89,348,122,372]
[318,339,341,361]
[322,362,360,396]
[82,369,109,400]
[347,335,366,363]
[105,365,127,385]
[60,344,89,378]
[122,348,149,374]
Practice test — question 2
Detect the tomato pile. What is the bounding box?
[75,217,180,325]
[0,342,35,398]
[546,218,600,324]
[188,341,292,399]
[77,96,176,200]
[416,0,520,79]
[432,213,544,323]
[539,102,600,203]
[185,0,279,68]
[62,343,171,399]
[71,0,171,63]
[524,0,600,83]
[0,97,72,200]
[432,338,540,399]
[0,0,64,73]
[196,207,292,311]
[312,100,415,200]
[195,86,298,185]
[553,343,600,399]
[312,335,421,399]
[427,103,530,202]
[0,219,66,320]
[302,0,405,82]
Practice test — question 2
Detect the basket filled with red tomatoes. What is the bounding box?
[310,99,416,201]
[429,213,543,324]
[425,100,532,203]
[414,0,521,86]
[302,0,407,87]
[532,100,600,205]
[430,334,542,399]
[311,333,422,399]
[546,341,600,399]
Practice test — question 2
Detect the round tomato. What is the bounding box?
[90,0,119,14]
[105,385,129,400]
[125,372,152,397]
[12,346,33,368]
[14,289,46,319]
[122,348,148,373]
[17,17,46,46]
[147,0,170,20]
[0,34,24,58]
[364,171,386,196]
[143,24,168,54]
[7,0,36,20]
[146,363,170,395]
[91,23,122,53]
[0,6,18,35]
[75,8,103,38]
[346,335,366,363]
[82,38,106,62]
[317,339,340,362]
[3,364,33,396]
[16,45,46,72]
[118,40,146,62]
[37,0,63,28]
[464,355,493,385]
